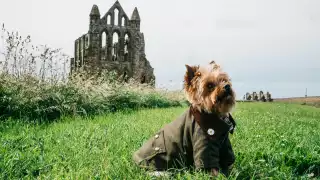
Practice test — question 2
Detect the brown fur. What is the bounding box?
[183,61,236,116]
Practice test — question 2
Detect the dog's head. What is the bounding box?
[183,61,236,115]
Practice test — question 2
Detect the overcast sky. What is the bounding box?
[0,0,319,98]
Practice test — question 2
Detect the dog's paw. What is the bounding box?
[211,168,219,176]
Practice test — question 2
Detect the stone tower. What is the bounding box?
[70,1,155,85]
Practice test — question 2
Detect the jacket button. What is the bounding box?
[154,134,159,139]
[207,128,215,135]
[154,147,160,151]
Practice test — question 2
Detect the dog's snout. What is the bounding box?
[224,84,231,91]
[224,84,232,95]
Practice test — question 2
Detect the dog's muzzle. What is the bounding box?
[216,84,233,102]
[224,84,231,95]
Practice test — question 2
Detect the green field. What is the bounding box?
[1,102,320,179]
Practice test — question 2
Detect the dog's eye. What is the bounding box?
[207,83,215,90]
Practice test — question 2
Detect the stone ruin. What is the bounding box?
[266,91,273,102]
[244,91,273,102]
[70,1,155,85]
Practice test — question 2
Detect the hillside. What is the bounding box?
[1,102,319,179]
[274,96,320,108]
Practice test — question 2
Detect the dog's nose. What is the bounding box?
[224,84,231,93]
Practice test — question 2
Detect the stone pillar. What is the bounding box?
[119,37,125,58]
[107,35,112,61]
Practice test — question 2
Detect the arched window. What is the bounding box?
[85,34,90,48]
[79,38,83,50]
[112,32,119,61]
[80,37,84,66]
[77,41,80,63]
[107,14,111,25]
[101,32,107,48]
[124,33,129,54]
[121,17,125,26]
[141,75,146,84]
[114,8,119,26]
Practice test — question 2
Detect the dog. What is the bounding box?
[132,61,237,177]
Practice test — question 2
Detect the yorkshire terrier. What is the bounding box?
[132,61,237,178]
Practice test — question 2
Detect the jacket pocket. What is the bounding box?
[133,130,167,169]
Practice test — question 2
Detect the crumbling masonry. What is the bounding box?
[70,1,155,85]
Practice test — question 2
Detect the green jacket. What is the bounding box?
[132,106,236,174]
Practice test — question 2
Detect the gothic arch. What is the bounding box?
[121,16,127,26]
[123,30,131,38]
[101,31,107,48]
[111,31,120,61]
[140,75,146,84]
[101,28,111,36]
[76,40,80,64]
[85,34,90,48]
[123,30,131,42]
[111,28,122,37]
[124,33,129,41]
[114,8,119,26]
[111,30,121,40]
[124,33,130,57]
[106,14,112,25]
[80,36,85,66]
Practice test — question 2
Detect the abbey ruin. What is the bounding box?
[244,91,273,102]
[70,1,155,85]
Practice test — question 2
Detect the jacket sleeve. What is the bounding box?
[192,123,221,171]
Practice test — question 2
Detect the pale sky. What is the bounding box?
[0,0,319,99]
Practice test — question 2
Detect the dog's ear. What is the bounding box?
[209,60,220,71]
[184,64,198,86]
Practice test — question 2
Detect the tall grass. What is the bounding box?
[0,24,185,122]
[0,24,69,82]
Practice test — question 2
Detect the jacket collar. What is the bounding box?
[189,105,236,139]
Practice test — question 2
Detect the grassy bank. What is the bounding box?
[1,102,319,179]
[0,73,185,122]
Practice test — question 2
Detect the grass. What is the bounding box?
[1,102,320,179]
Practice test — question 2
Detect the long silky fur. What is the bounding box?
[183,61,236,116]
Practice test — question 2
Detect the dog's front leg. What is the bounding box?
[211,168,219,176]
